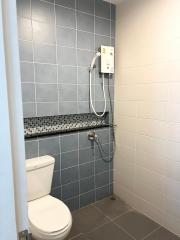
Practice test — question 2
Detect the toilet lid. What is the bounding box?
[28,195,71,234]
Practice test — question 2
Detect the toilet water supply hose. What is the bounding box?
[89,52,115,162]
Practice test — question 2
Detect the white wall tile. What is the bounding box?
[138,102,167,121]
[115,0,180,235]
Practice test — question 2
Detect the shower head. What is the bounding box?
[90,51,101,71]
[96,51,101,57]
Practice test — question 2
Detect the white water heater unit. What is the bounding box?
[100,45,114,74]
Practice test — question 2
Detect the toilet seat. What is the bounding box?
[28,195,72,239]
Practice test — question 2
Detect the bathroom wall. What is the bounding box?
[17,0,115,117]
[17,0,115,210]
[115,0,180,236]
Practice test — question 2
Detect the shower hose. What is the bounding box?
[89,65,116,163]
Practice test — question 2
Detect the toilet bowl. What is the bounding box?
[26,156,72,240]
[28,195,72,240]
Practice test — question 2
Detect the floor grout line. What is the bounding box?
[113,222,136,240]
[141,226,162,240]
[67,197,180,240]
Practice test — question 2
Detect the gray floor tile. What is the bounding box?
[94,196,131,220]
[70,205,110,238]
[144,227,180,240]
[67,233,90,240]
[31,198,180,240]
[87,222,133,240]
[114,211,160,240]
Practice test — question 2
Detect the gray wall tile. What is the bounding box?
[62,181,79,200]
[35,63,57,83]
[19,40,33,61]
[77,12,94,33]
[110,183,113,195]
[51,187,61,199]
[17,0,115,209]
[111,4,116,21]
[96,128,110,144]
[64,197,79,211]
[77,49,94,67]
[77,31,94,50]
[95,0,110,19]
[57,46,76,66]
[25,140,39,159]
[31,0,55,24]
[95,143,110,160]
[21,83,35,102]
[78,67,89,84]
[77,0,94,15]
[61,166,79,184]
[18,17,32,41]
[56,27,76,47]
[37,102,59,116]
[34,43,56,63]
[110,170,113,183]
[95,100,109,113]
[78,84,89,101]
[95,171,109,188]
[36,83,58,102]
[56,5,76,28]
[54,154,61,171]
[61,150,78,169]
[96,185,110,200]
[58,66,77,84]
[55,0,75,9]
[111,37,115,47]
[59,101,78,115]
[52,170,60,188]
[80,162,94,179]
[80,176,95,194]
[80,191,95,207]
[95,160,110,174]
[17,0,31,18]
[59,84,77,101]
[78,101,90,114]
[95,84,108,101]
[111,21,115,37]
[45,0,55,3]
[95,35,110,51]
[95,17,110,36]
[23,103,36,117]
[32,21,55,44]
[20,62,34,83]
[39,136,60,155]
[60,133,78,152]
[79,147,94,164]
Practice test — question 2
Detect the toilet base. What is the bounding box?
[29,216,72,240]
[30,226,71,240]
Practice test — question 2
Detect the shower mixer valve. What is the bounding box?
[88,131,97,141]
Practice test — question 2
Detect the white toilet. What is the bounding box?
[26,155,72,240]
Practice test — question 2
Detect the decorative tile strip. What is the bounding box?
[24,113,109,138]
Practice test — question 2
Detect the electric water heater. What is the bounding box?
[100,45,114,74]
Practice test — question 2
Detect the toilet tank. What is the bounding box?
[26,155,55,201]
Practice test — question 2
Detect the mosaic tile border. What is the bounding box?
[24,113,109,139]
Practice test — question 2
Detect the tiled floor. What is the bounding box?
[66,196,180,240]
